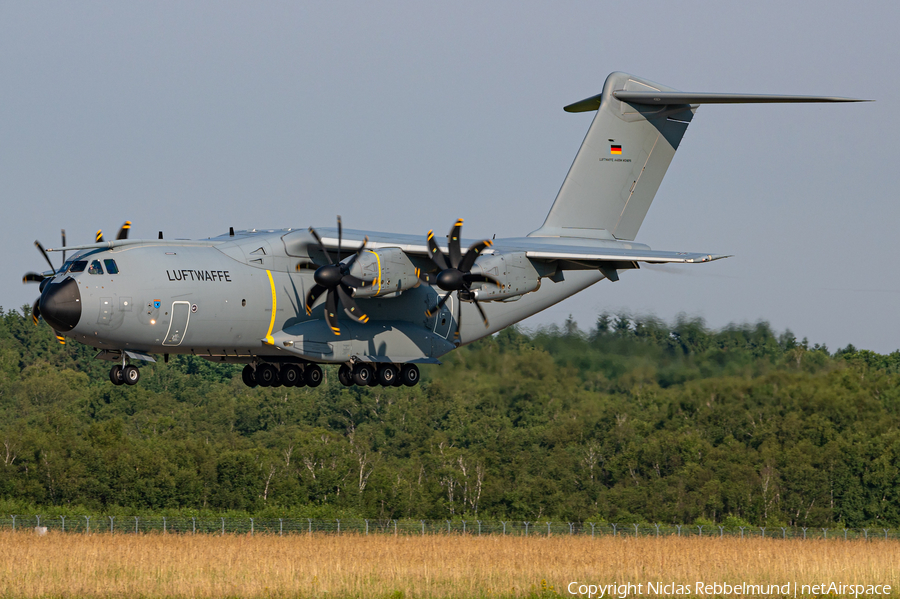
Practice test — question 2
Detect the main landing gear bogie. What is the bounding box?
[109,364,140,386]
[242,363,323,389]
[339,363,419,388]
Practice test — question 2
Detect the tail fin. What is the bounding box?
[529,72,865,242]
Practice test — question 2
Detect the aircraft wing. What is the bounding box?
[311,228,727,265]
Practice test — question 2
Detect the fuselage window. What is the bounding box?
[88,260,104,275]
[69,261,87,273]
[104,259,119,274]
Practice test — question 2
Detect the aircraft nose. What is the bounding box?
[39,277,81,332]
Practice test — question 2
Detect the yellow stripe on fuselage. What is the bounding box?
[265,270,277,344]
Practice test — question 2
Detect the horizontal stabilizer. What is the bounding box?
[566,91,868,112]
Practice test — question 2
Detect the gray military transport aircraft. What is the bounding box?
[23,72,863,389]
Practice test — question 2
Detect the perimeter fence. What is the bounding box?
[2,516,899,541]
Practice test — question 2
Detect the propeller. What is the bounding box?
[418,218,499,329]
[96,221,132,243]
[304,216,371,335]
[23,236,64,343]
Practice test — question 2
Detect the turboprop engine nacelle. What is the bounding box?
[468,252,541,301]
[348,247,420,298]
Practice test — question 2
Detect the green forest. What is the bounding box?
[1,304,899,529]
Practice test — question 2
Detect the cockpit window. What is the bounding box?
[69,261,87,273]
[88,260,104,275]
[59,260,74,274]
[104,259,119,274]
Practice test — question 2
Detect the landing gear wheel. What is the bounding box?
[400,364,420,387]
[123,365,140,385]
[257,363,278,387]
[305,364,323,387]
[281,364,303,387]
[377,365,399,387]
[353,363,375,386]
[338,364,354,387]
[109,365,125,386]
[241,365,258,388]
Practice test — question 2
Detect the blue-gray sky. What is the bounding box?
[2,1,895,352]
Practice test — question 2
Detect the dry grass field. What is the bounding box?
[0,530,897,598]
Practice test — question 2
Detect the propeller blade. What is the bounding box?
[96,230,104,243]
[34,241,54,271]
[304,284,327,315]
[61,229,66,263]
[458,239,493,273]
[325,289,340,335]
[116,221,132,240]
[308,227,334,265]
[425,290,453,318]
[448,219,463,269]
[343,236,368,271]
[31,298,41,325]
[426,230,448,271]
[337,285,369,323]
[336,216,342,260]
[23,272,45,284]
[463,273,502,288]
[341,274,368,289]
[417,269,437,285]
[472,297,489,327]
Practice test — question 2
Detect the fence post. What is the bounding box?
[421,520,425,535]
[365,519,369,535]
[781,527,787,539]
[279,518,283,536]
[739,526,745,539]
[760,527,765,539]
[393,519,398,535]
[502,521,507,535]
[85,516,90,534]
[571,522,575,535]
[36,515,41,528]
[192,517,196,535]
[802,527,807,540]
[308,518,312,534]
[163,517,167,533]
[136,516,139,534]
[863,529,868,540]
[250,518,254,536]
[10,515,15,532]
[613,523,618,537]
[61,516,65,533]
[336,519,340,535]
[446,520,451,534]
[546,522,551,536]
[884,529,889,541]
[478,520,482,536]
[697,525,703,537]
[221,517,225,535]
[524,521,530,536]
[675,524,680,537]
[844,529,848,540]
[658,524,662,538]
[463,521,467,534]
[822,528,827,539]
[718,525,723,538]
[591,523,596,538]
[109,516,114,534]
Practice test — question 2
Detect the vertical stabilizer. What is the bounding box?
[530,72,694,241]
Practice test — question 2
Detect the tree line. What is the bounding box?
[1,305,899,528]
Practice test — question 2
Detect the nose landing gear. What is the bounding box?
[109,364,140,386]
